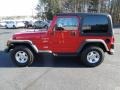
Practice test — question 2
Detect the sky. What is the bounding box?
[0,0,38,16]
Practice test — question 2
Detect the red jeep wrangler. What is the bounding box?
[6,13,114,67]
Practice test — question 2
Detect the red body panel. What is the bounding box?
[13,16,114,54]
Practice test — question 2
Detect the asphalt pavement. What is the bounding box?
[0,28,120,90]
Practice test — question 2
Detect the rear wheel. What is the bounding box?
[5,25,8,29]
[10,46,34,67]
[80,46,105,67]
[44,25,48,29]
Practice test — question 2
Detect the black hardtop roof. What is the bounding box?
[57,12,110,17]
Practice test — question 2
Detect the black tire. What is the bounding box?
[13,25,16,29]
[80,46,105,67]
[10,46,34,67]
[44,25,48,29]
[5,25,8,29]
[33,26,37,29]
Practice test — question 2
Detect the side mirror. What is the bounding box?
[56,27,64,31]
[55,24,64,31]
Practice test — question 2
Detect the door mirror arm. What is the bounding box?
[55,27,64,31]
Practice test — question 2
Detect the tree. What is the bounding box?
[36,0,60,20]
[36,0,120,24]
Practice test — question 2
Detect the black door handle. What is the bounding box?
[71,31,76,36]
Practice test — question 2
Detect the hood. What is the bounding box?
[13,29,48,40]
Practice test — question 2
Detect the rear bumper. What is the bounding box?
[107,44,114,55]
[108,49,114,55]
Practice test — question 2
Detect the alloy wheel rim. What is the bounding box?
[15,51,28,63]
[87,51,100,64]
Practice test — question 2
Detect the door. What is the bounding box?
[49,16,80,53]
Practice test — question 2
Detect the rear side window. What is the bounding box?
[56,17,78,30]
[82,15,109,33]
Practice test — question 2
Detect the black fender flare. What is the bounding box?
[6,40,39,53]
[77,39,109,53]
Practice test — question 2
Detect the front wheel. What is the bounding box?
[10,46,34,67]
[13,25,16,29]
[80,46,105,67]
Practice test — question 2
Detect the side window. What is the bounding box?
[82,15,109,33]
[56,17,78,30]
[40,21,44,26]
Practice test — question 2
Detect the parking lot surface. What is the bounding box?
[0,28,120,90]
